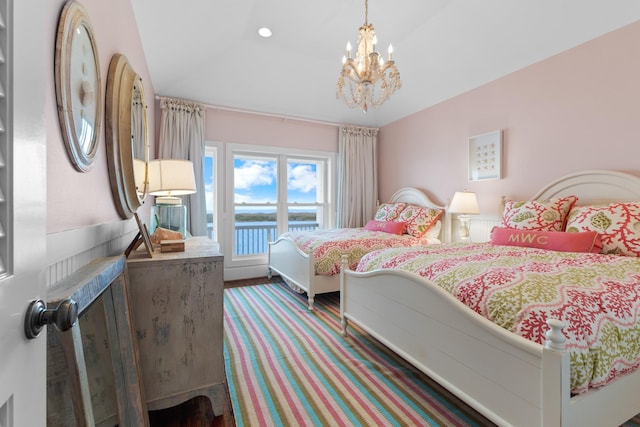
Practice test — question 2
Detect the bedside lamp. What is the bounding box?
[449,191,479,242]
[148,159,197,239]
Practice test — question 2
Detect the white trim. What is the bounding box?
[217,142,336,279]
[47,219,137,286]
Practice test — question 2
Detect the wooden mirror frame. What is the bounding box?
[105,53,149,218]
[105,54,152,257]
[55,1,102,172]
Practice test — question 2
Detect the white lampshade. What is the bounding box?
[448,191,480,215]
[148,159,196,240]
[148,159,197,197]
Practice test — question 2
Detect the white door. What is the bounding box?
[0,1,48,425]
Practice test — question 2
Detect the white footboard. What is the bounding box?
[268,237,340,310]
[339,263,640,427]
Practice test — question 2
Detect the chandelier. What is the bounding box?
[336,0,401,112]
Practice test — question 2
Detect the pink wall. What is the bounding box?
[379,21,640,216]
[46,0,155,233]
[204,108,338,151]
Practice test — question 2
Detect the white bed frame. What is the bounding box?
[340,170,640,427]
[267,187,446,310]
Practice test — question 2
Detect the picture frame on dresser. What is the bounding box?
[468,130,502,181]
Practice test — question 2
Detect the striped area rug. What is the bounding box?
[224,280,640,427]
[224,280,494,426]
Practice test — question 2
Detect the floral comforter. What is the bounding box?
[356,243,640,394]
[280,228,437,276]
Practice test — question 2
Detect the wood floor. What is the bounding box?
[148,278,270,426]
[148,395,234,427]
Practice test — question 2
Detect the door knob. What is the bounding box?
[24,298,79,339]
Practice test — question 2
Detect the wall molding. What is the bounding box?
[47,219,137,287]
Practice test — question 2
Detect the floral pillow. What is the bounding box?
[398,206,443,238]
[565,202,640,257]
[501,196,578,232]
[373,202,408,222]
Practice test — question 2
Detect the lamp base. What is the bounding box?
[150,202,187,239]
[457,215,472,243]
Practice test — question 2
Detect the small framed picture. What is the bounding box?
[468,130,502,181]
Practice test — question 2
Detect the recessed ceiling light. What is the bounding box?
[258,27,272,38]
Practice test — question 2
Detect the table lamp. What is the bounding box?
[148,159,197,239]
[449,191,479,242]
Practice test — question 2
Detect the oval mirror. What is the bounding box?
[105,54,149,219]
[54,1,102,172]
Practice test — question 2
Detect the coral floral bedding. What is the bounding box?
[356,243,640,394]
[280,228,437,276]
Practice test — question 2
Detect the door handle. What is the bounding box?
[24,298,79,339]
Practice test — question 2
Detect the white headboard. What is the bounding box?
[389,187,445,210]
[487,170,640,244]
[388,187,448,242]
[533,170,640,205]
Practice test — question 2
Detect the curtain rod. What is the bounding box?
[154,95,379,131]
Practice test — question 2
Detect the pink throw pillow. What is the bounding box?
[364,220,407,235]
[490,227,602,253]
[501,196,578,232]
[565,203,640,257]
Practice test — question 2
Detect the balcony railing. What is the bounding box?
[207,222,319,256]
[234,222,318,256]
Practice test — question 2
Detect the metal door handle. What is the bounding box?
[24,298,78,339]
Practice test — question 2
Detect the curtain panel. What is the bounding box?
[158,97,208,236]
[337,125,378,228]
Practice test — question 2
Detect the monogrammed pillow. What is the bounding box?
[490,227,602,253]
[363,220,407,235]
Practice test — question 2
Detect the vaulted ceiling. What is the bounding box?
[132,0,640,127]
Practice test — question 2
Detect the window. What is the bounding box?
[204,145,219,240]
[204,142,335,279]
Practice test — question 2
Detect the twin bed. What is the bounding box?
[340,170,640,427]
[267,187,446,310]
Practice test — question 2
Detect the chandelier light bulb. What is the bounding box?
[346,41,352,58]
[388,44,393,60]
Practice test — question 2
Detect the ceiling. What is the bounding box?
[131,0,640,128]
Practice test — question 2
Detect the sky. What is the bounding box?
[204,156,318,213]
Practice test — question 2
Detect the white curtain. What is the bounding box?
[158,97,208,236]
[337,125,378,228]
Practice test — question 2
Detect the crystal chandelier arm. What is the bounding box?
[339,60,365,82]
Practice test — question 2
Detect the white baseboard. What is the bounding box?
[223,264,270,282]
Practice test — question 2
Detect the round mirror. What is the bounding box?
[54,1,102,172]
[105,54,149,219]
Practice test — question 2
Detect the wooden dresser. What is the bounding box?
[126,237,227,416]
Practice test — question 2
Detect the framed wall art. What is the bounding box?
[468,130,502,181]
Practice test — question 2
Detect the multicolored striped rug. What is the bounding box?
[224,281,494,426]
[224,281,640,426]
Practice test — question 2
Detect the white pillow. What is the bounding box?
[424,220,442,239]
